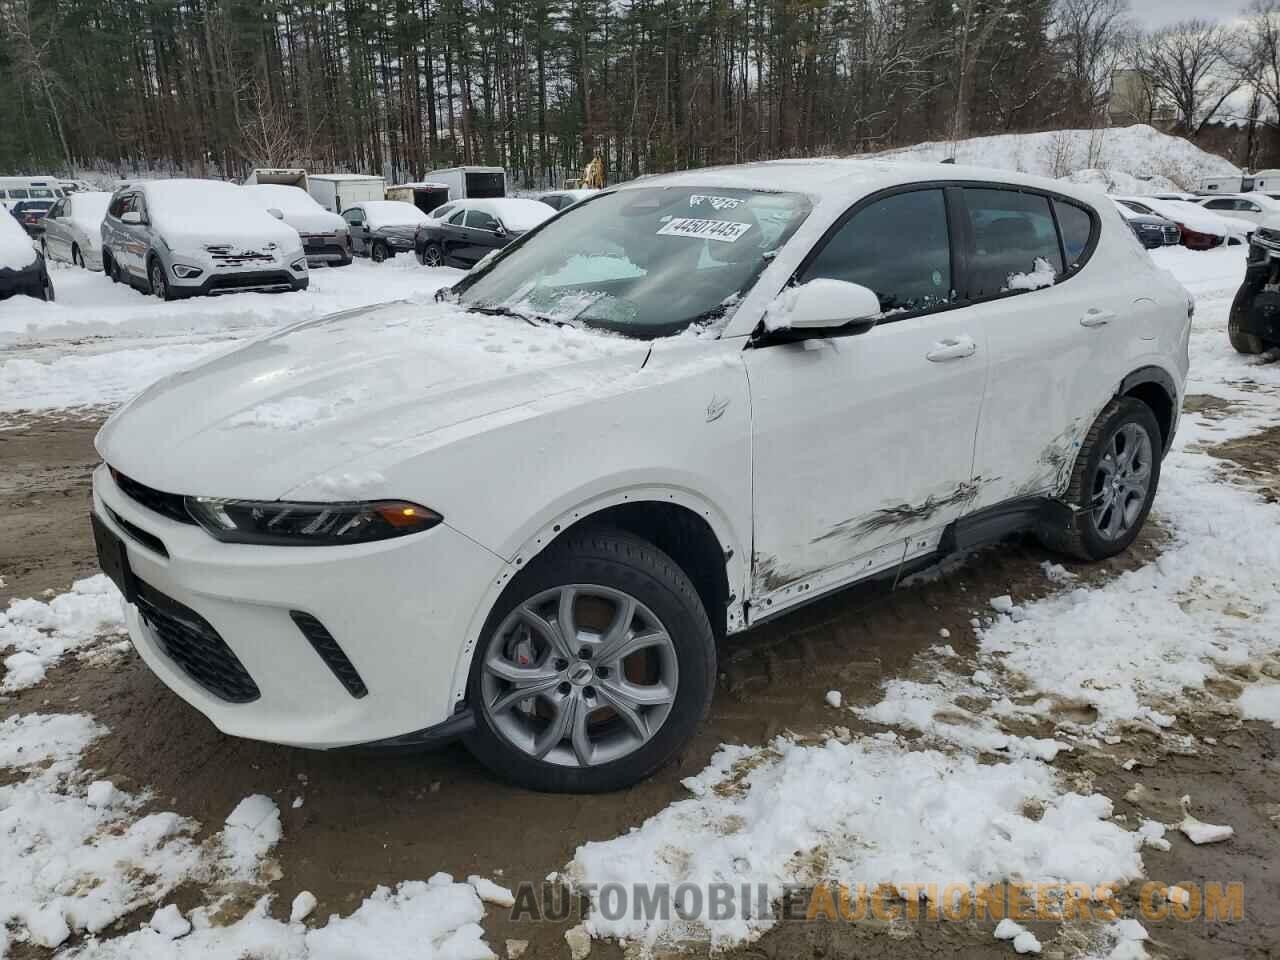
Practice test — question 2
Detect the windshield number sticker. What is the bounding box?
[690,194,743,210]
[657,217,751,242]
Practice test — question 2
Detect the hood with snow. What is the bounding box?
[96,300,651,500]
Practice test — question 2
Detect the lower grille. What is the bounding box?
[107,507,168,557]
[290,611,368,698]
[208,271,294,292]
[135,580,260,703]
[1162,225,1180,245]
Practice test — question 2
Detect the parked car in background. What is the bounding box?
[341,200,430,261]
[101,179,308,299]
[1111,201,1180,249]
[11,199,55,237]
[414,198,553,268]
[0,211,53,301]
[92,162,1189,792]
[535,189,596,211]
[244,184,351,267]
[41,191,113,269]
[1197,193,1280,226]
[385,182,451,214]
[1114,197,1251,250]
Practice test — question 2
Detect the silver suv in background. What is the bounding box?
[101,179,309,299]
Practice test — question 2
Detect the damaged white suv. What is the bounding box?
[92,162,1190,792]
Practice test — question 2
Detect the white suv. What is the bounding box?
[91,162,1190,792]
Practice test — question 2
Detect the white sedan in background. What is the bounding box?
[244,184,352,267]
[1196,192,1280,226]
[40,191,113,270]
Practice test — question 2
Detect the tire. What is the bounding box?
[105,254,120,284]
[148,257,174,301]
[72,245,84,269]
[1228,288,1267,355]
[371,242,389,263]
[1037,397,1163,561]
[421,243,444,268]
[40,239,47,258]
[41,273,54,303]
[464,525,716,793]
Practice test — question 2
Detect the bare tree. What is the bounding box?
[1054,0,1133,127]
[1240,0,1280,129]
[0,0,71,170]
[1138,19,1243,136]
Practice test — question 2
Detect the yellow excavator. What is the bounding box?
[564,156,605,190]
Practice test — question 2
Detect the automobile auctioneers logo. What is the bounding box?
[507,880,1245,927]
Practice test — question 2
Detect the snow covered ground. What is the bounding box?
[0,258,461,421]
[1,239,1276,958]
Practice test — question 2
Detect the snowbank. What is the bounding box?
[0,574,125,690]
[879,125,1238,190]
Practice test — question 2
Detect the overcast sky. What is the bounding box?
[1127,0,1242,29]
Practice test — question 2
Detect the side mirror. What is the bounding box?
[493,224,506,237]
[765,279,881,334]
[120,211,142,225]
[267,207,285,220]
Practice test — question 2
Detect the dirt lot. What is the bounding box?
[1,409,1277,960]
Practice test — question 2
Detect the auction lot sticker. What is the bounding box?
[657,217,752,242]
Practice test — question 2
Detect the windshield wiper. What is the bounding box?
[465,304,541,328]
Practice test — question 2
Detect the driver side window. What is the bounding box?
[799,189,953,318]
[447,209,466,226]
[343,208,364,226]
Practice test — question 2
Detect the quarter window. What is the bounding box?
[1053,199,1094,269]
[800,188,952,316]
[962,189,1063,298]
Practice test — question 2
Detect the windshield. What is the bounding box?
[455,186,811,338]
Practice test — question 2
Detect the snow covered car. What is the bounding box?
[1228,221,1280,354]
[414,198,553,268]
[0,211,53,301]
[41,190,112,270]
[1113,197,1251,250]
[1198,192,1280,226]
[340,200,429,261]
[244,184,352,267]
[101,179,309,299]
[92,162,1189,792]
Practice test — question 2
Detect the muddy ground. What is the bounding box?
[0,409,1276,960]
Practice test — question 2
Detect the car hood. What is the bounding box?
[281,210,347,235]
[161,219,302,254]
[96,300,651,500]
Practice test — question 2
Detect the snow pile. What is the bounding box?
[0,714,203,948]
[62,877,495,960]
[1060,169,1180,197]
[564,735,1142,948]
[218,795,284,882]
[0,574,125,690]
[878,125,1238,190]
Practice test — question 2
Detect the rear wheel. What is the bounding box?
[1038,397,1162,561]
[464,526,715,792]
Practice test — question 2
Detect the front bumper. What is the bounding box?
[301,234,351,266]
[92,465,507,748]
[169,269,309,297]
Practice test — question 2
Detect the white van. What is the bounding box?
[307,174,385,214]
[0,176,64,209]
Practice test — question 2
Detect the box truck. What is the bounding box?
[385,181,452,214]
[424,166,506,200]
[307,174,386,213]
[244,168,309,190]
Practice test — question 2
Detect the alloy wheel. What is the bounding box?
[424,245,443,267]
[151,262,167,300]
[1090,422,1153,541]
[479,584,679,768]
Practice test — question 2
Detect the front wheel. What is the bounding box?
[464,526,716,793]
[149,259,174,301]
[72,245,84,269]
[370,242,389,263]
[1038,397,1162,561]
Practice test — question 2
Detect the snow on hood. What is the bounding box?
[68,192,112,238]
[243,184,346,235]
[0,212,37,270]
[145,180,301,252]
[362,201,430,230]
[96,300,650,499]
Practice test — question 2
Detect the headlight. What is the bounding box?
[291,258,307,272]
[184,497,441,545]
[171,263,203,278]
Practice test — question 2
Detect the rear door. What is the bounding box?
[460,207,503,266]
[438,207,471,266]
[745,186,988,616]
[962,186,1141,508]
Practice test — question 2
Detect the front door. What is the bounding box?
[342,207,368,255]
[745,187,988,618]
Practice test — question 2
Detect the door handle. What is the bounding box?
[1080,308,1117,328]
[926,336,977,362]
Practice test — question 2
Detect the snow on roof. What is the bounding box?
[389,182,451,190]
[0,211,38,270]
[359,200,430,229]
[1116,196,1250,237]
[466,197,555,231]
[309,174,386,182]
